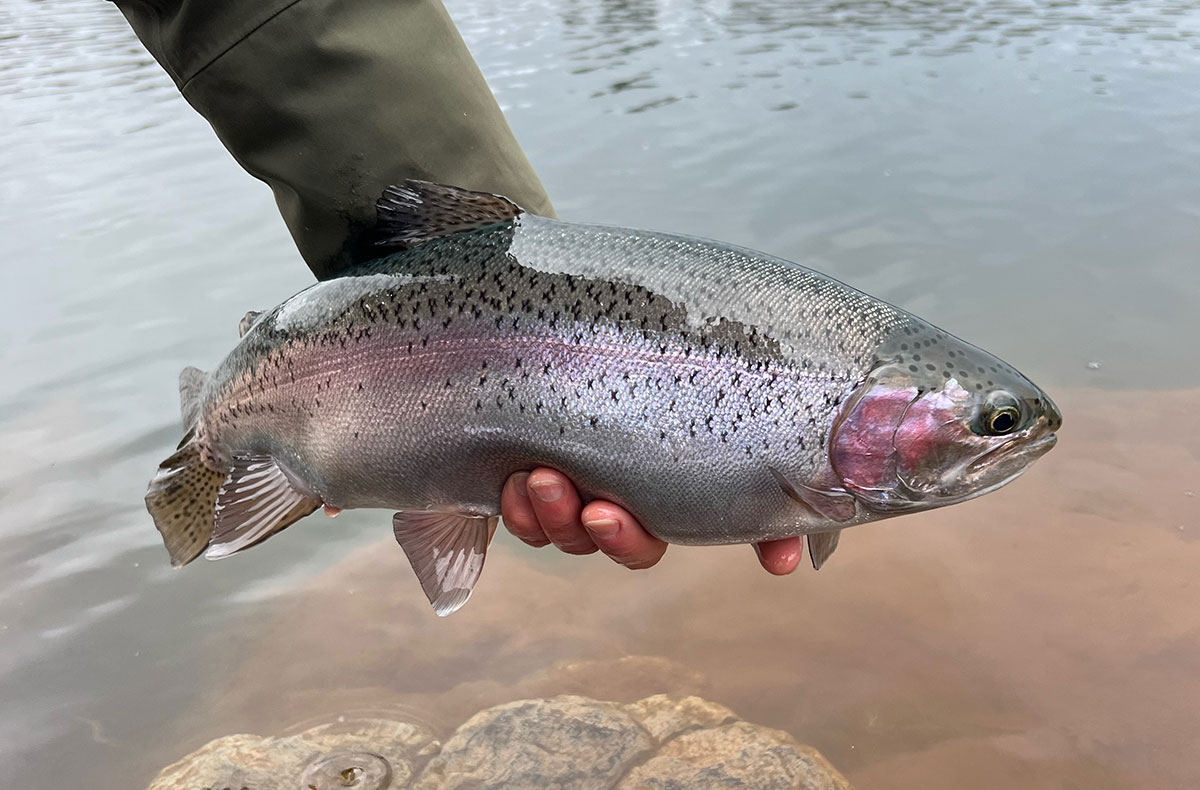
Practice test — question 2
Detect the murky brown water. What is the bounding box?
[2,1,1198,788]
[195,387,1200,790]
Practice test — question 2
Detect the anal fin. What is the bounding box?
[206,454,320,559]
[393,510,498,616]
[807,530,842,570]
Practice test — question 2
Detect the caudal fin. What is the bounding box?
[145,431,224,566]
[178,367,207,430]
[146,434,322,566]
[151,366,322,566]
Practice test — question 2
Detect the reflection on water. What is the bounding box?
[0,0,1197,788]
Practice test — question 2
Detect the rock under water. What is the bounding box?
[147,694,852,790]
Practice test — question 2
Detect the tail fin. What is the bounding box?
[178,367,207,430]
[145,431,224,566]
[151,366,321,566]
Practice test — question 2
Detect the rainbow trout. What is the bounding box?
[147,181,1061,615]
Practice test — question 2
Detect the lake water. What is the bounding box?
[1,0,1198,787]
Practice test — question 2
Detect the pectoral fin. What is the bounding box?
[807,530,842,570]
[206,455,320,559]
[769,467,857,523]
[393,510,498,616]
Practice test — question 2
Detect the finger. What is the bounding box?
[500,472,550,547]
[526,468,598,555]
[753,537,803,575]
[581,501,668,570]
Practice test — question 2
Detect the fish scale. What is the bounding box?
[146,180,1060,615]
[204,224,865,537]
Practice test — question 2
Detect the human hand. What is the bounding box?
[500,468,804,574]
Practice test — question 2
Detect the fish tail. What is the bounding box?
[178,366,207,430]
[145,428,224,566]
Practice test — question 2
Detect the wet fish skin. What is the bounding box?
[202,219,895,543]
[147,181,1060,613]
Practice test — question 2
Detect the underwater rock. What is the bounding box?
[148,694,852,790]
[146,717,437,790]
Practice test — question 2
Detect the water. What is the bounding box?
[1,0,1197,787]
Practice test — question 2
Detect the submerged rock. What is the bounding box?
[148,694,852,790]
[146,718,437,790]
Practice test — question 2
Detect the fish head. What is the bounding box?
[829,327,1061,514]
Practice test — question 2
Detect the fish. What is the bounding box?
[146,180,1061,615]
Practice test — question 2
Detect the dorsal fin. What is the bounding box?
[373,180,523,251]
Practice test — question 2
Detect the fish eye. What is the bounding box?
[975,391,1023,437]
[987,407,1020,435]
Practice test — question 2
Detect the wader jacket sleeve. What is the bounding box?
[111,0,554,279]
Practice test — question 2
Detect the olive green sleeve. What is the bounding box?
[112,0,554,279]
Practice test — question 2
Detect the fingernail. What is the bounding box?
[583,517,619,538]
[512,472,530,498]
[527,476,563,503]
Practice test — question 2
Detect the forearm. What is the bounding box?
[113,0,554,278]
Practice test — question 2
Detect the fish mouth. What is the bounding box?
[967,431,1058,476]
[850,430,1059,515]
[942,429,1058,504]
